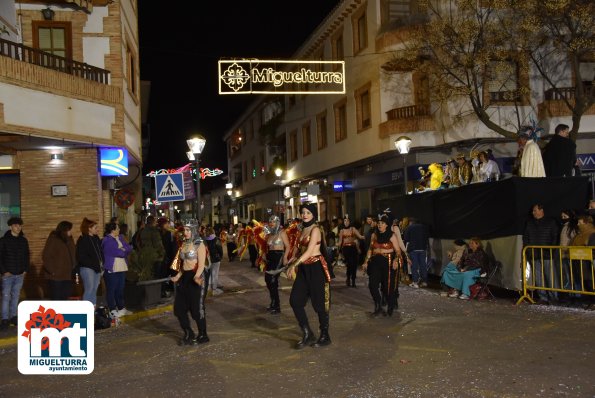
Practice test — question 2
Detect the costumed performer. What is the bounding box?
[287,203,332,349]
[519,125,546,177]
[427,163,444,190]
[338,215,364,287]
[263,215,290,314]
[170,220,210,346]
[363,214,403,317]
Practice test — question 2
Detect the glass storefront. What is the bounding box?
[0,172,20,236]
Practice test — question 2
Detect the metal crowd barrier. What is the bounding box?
[516,245,595,305]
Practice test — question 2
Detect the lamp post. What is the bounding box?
[274,168,283,216]
[394,136,412,195]
[187,135,206,222]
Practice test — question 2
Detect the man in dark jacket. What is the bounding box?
[0,217,30,329]
[403,218,430,288]
[523,204,559,304]
[542,124,576,177]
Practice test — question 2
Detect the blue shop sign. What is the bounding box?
[333,180,353,192]
[577,153,595,171]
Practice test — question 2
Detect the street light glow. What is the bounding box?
[394,136,412,155]
[274,168,283,177]
[187,134,207,221]
[187,135,206,155]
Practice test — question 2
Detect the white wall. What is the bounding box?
[0,82,115,140]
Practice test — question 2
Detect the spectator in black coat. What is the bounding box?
[523,204,559,304]
[204,226,223,295]
[75,218,104,306]
[542,124,576,177]
[403,218,430,288]
[0,217,30,329]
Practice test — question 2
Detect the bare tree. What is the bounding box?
[511,0,594,140]
[387,0,594,140]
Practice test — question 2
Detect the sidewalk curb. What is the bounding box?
[0,304,174,349]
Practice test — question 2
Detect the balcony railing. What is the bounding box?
[386,104,430,120]
[0,37,110,84]
[544,85,594,101]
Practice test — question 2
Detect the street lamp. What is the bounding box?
[274,167,283,217]
[187,135,206,221]
[394,136,412,195]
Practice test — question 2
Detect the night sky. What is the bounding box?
[138,1,342,189]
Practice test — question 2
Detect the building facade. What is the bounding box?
[0,0,142,297]
[223,0,594,226]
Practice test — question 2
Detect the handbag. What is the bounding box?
[112,257,128,272]
[469,283,488,300]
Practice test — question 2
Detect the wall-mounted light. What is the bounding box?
[42,7,55,21]
[50,153,63,160]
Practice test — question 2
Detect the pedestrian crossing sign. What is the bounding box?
[155,173,185,202]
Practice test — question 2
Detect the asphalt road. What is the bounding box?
[1,258,594,398]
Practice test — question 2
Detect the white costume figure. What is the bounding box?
[520,139,545,177]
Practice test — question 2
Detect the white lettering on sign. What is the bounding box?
[251,68,343,87]
[219,59,346,95]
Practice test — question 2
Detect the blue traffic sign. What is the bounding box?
[155,173,185,202]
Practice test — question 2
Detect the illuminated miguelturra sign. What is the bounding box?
[218,59,345,95]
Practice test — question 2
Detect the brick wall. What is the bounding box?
[17,148,105,298]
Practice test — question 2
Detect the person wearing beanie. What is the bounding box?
[338,214,365,287]
[0,217,29,329]
[363,214,403,317]
[287,203,332,349]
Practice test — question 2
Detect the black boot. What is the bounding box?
[351,279,357,288]
[266,300,274,312]
[193,330,210,344]
[295,324,316,349]
[269,299,280,314]
[346,278,350,287]
[311,327,331,347]
[372,301,384,317]
[178,328,195,346]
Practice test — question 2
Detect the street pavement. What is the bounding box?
[1,256,595,398]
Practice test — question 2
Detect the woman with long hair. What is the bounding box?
[441,237,488,300]
[43,221,76,300]
[102,222,133,318]
[76,217,104,306]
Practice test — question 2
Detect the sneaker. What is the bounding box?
[410,282,419,289]
[213,288,223,295]
[479,272,487,278]
[459,294,470,300]
[419,281,428,288]
[448,290,460,298]
[118,308,133,316]
[10,316,18,326]
[110,310,120,318]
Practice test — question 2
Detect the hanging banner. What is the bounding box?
[218,59,345,95]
